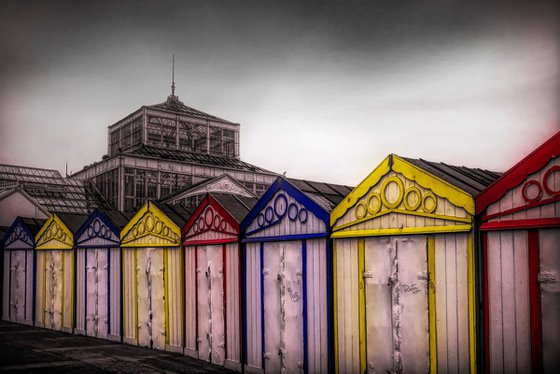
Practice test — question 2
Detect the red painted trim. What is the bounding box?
[482,195,560,221]
[182,194,240,238]
[222,244,227,360]
[543,165,560,196]
[195,245,199,352]
[183,238,238,246]
[476,130,560,214]
[482,232,490,374]
[480,218,560,231]
[183,229,238,242]
[528,231,543,374]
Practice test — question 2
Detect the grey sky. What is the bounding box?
[0,0,558,185]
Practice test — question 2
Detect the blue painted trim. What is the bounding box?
[75,241,120,249]
[107,248,111,336]
[84,249,87,332]
[242,233,327,243]
[244,218,283,237]
[2,218,35,250]
[240,177,330,235]
[326,239,334,374]
[241,242,248,367]
[74,209,121,248]
[260,242,265,370]
[302,240,308,374]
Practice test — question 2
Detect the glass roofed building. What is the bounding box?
[71,87,278,212]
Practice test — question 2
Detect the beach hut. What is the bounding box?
[120,201,190,352]
[73,209,129,341]
[476,131,560,373]
[35,213,87,332]
[241,177,352,374]
[330,154,499,374]
[2,217,44,325]
[182,193,256,371]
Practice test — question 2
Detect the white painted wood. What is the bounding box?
[2,251,10,322]
[225,242,241,369]
[97,249,109,339]
[245,242,263,371]
[34,252,44,327]
[184,246,198,356]
[166,247,183,352]
[539,228,560,373]
[109,247,121,341]
[75,250,86,334]
[122,248,136,344]
[364,237,393,373]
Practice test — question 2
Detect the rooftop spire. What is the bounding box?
[171,54,176,97]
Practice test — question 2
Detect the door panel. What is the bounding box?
[97,249,109,339]
[539,229,560,373]
[150,249,165,351]
[86,250,97,336]
[263,242,282,373]
[137,250,151,347]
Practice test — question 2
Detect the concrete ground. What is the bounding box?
[0,320,235,373]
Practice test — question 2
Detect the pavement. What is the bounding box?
[0,320,235,373]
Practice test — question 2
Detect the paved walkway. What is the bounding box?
[0,320,234,373]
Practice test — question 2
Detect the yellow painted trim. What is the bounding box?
[61,250,65,328]
[35,214,74,250]
[121,201,182,247]
[331,224,472,238]
[428,236,437,374]
[467,234,476,374]
[134,249,139,344]
[164,248,170,346]
[42,251,47,326]
[331,156,391,226]
[333,208,472,232]
[358,239,366,373]
[330,154,476,228]
[392,155,474,215]
[333,241,339,374]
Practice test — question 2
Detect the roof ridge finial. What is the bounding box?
[171,54,176,97]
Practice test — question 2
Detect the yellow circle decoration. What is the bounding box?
[403,186,422,211]
[366,192,382,215]
[381,176,404,209]
[355,202,367,219]
[138,222,146,235]
[422,192,437,213]
[154,220,163,234]
[146,215,155,232]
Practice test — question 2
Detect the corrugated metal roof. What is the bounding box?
[147,95,235,125]
[103,210,134,230]
[210,193,258,223]
[402,157,502,196]
[154,202,193,228]
[0,163,113,215]
[124,145,275,174]
[20,217,47,236]
[287,178,353,212]
[57,213,90,233]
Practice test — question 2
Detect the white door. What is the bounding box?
[96,249,109,339]
[86,250,97,336]
[14,251,26,324]
[197,245,226,365]
[364,236,429,373]
[263,242,304,374]
[137,248,166,350]
[540,229,560,373]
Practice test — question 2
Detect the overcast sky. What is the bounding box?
[0,0,558,186]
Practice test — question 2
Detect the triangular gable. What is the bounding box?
[75,209,120,248]
[241,177,329,239]
[330,155,474,234]
[477,131,560,220]
[0,187,49,226]
[3,217,35,250]
[162,174,254,204]
[35,214,74,250]
[182,195,239,244]
[121,201,181,247]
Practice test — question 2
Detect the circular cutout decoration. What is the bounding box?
[543,166,560,197]
[213,216,221,229]
[298,208,308,224]
[56,228,64,240]
[100,225,107,238]
[366,193,381,215]
[154,220,163,234]
[138,222,146,235]
[87,227,94,238]
[198,217,205,230]
[257,213,265,227]
[220,220,227,231]
[93,219,101,234]
[133,227,138,238]
[422,192,437,213]
[288,203,299,221]
[381,176,404,209]
[355,202,367,219]
[162,226,169,237]
[265,206,274,223]
[205,208,214,226]
[274,194,288,218]
[146,215,155,232]
[403,186,422,211]
[522,180,543,203]
[50,225,57,237]
[192,223,198,233]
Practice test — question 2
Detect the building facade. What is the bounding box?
[71,91,278,212]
